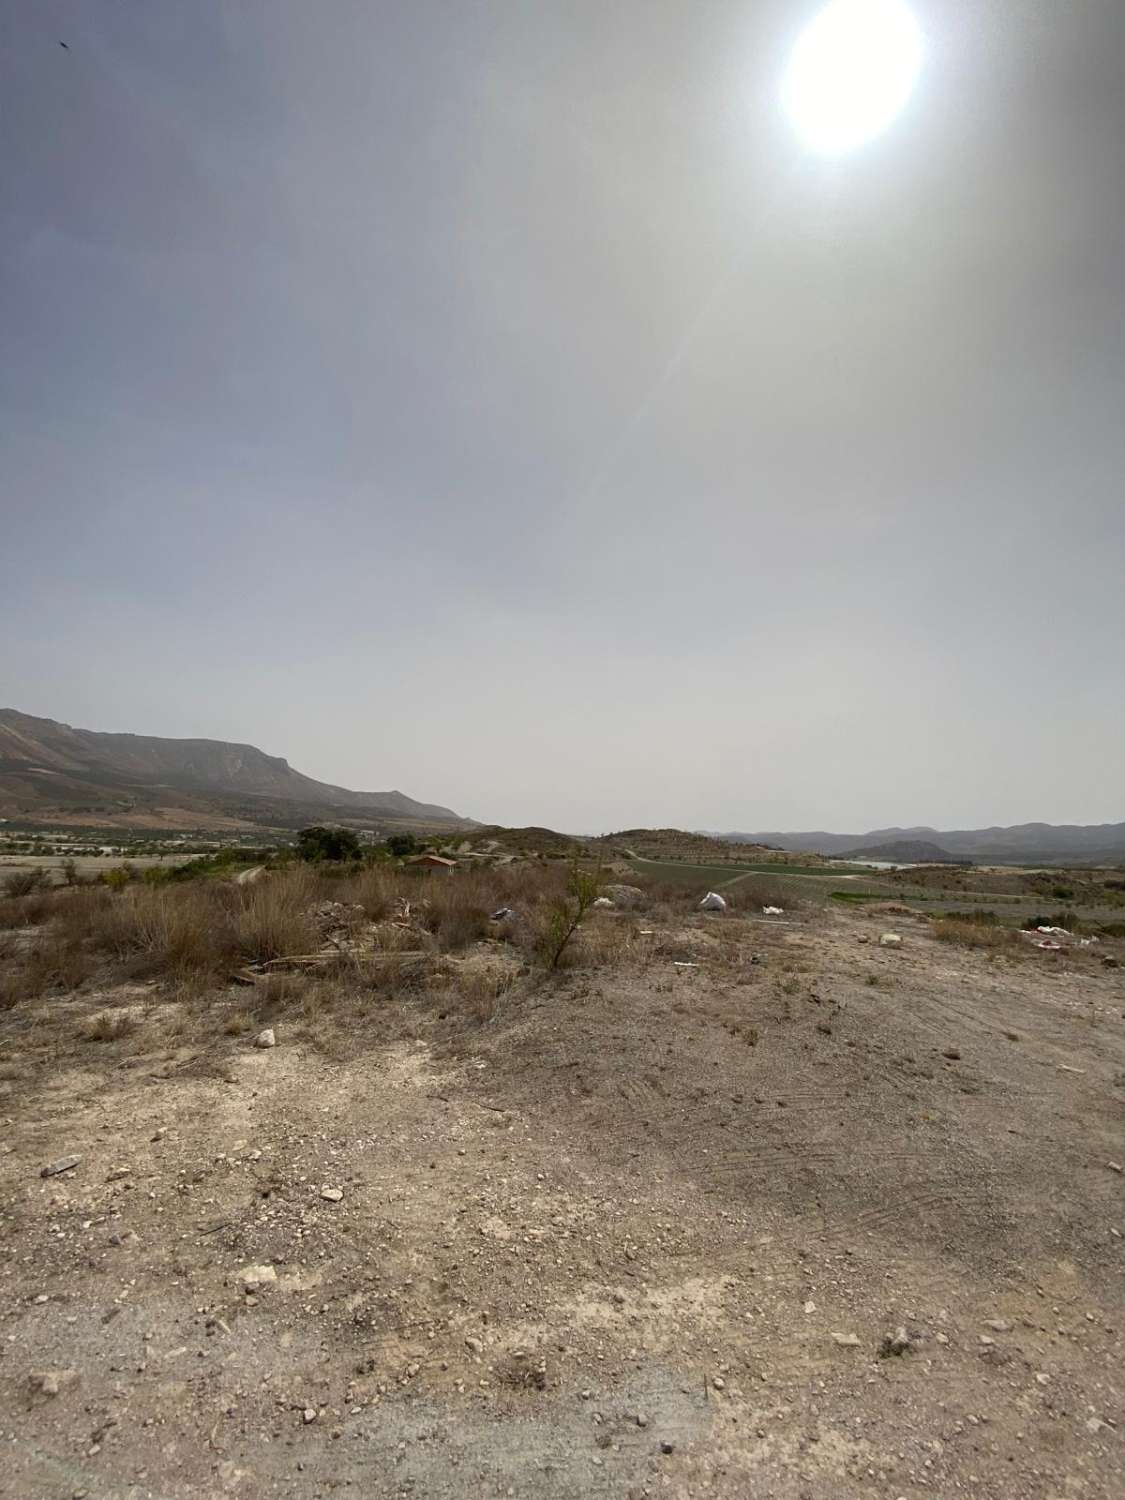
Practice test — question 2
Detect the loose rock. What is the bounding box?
[238,1264,277,1291]
[40,1155,81,1178]
[254,1028,276,1049]
[29,1369,79,1397]
[879,1327,914,1358]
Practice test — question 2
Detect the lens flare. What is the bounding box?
[781,0,923,155]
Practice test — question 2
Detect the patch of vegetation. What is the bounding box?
[2,869,50,898]
[297,826,364,862]
[386,833,419,858]
[933,919,1021,951]
[538,865,602,969]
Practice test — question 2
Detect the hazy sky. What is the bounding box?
[2,1,1122,832]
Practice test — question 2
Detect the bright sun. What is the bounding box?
[781,0,923,155]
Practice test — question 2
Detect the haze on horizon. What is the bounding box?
[3,2,1122,836]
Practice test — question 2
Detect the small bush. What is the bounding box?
[537,865,602,969]
[3,869,50,898]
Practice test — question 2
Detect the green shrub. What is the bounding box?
[297,826,363,862]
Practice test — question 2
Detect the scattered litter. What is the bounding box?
[489,907,514,922]
[762,905,784,915]
[699,892,727,912]
[879,933,902,948]
[673,961,700,969]
[1037,925,1071,936]
[1036,941,1063,951]
[592,896,614,908]
[831,1333,861,1347]
[1078,937,1100,946]
[1107,1161,1123,1174]
[1057,1064,1086,1075]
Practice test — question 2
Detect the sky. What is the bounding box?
[2,1,1122,834]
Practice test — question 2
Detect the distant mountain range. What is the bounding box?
[711,823,1125,866]
[0,709,466,833]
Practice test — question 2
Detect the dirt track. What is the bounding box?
[2,906,1123,1498]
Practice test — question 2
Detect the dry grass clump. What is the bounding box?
[47,874,318,978]
[723,878,799,913]
[2,869,52,898]
[416,873,495,951]
[81,1008,140,1042]
[235,870,318,962]
[933,919,1021,951]
[0,940,94,1010]
[347,866,397,921]
[456,961,518,1021]
[572,914,639,968]
[0,887,59,927]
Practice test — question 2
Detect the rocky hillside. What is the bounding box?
[0,709,466,833]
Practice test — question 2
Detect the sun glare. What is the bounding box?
[781,0,923,155]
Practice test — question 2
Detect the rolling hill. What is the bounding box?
[0,709,467,833]
[832,839,963,864]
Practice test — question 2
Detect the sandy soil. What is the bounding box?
[1,906,1123,1498]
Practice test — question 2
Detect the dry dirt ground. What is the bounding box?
[2,905,1123,1499]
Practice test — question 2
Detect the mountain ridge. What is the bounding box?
[710,821,1125,866]
[0,709,466,832]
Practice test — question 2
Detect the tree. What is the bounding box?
[296,825,363,863]
[538,863,602,969]
[386,833,419,858]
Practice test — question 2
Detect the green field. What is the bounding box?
[629,855,1124,930]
